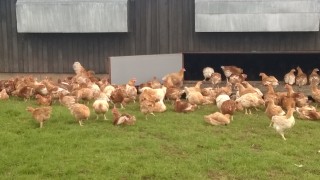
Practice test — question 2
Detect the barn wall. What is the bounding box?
[1,0,320,74]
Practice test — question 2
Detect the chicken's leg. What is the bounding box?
[40,122,43,128]
[79,120,83,126]
[280,132,286,140]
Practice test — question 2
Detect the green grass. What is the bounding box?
[0,98,320,179]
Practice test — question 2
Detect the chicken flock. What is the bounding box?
[1,62,320,140]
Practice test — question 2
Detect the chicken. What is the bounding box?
[204,112,231,126]
[241,81,263,97]
[68,103,90,126]
[309,68,320,86]
[139,77,162,89]
[216,82,233,96]
[296,105,320,120]
[75,87,94,104]
[59,93,76,107]
[220,100,243,120]
[210,72,222,88]
[296,66,308,87]
[110,87,128,109]
[26,106,52,128]
[265,99,285,126]
[165,87,184,101]
[112,106,136,125]
[186,81,202,93]
[11,86,34,101]
[0,89,9,100]
[185,87,212,105]
[203,67,214,81]
[235,83,257,97]
[259,73,279,86]
[174,99,197,113]
[221,65,243,83]
[162,68,185,88]
[229,74,247,87]
[125,78,138,103]
[271,108,295,140]
[35,94,52,106]
[235,93,265,115]
[216,93,230,110]
[92,92,110,120]
[284,69,296,85]
[139,88,160,119]
[310,81,320,103]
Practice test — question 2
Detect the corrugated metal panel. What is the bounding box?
[16,0,128,33]
[195,0,319,32]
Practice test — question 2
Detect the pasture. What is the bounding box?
[0,98,319,179]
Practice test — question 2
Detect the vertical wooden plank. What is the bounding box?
[1,0,9,72]
[0,0,3,72]
[140,0,147,54]
[145,0,152,54]
[5,0,13,72]
[176,0,183,52]
[10,0,19,72]
[158,0,169,53]
[135,0,141,54]
[42,35,48,72]
[27,37,33,72]
[150,0,158,54]
[37,36,43,72]
[88,35,94,70]
[128,0,136,56]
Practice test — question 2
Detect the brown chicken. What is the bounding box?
[229,73,247,87]
[165,87,184,101]
[310,81,320,103]
[296,105,320,120]
[284,69,296,85]
[235,83,257,97]
[220,100,243,120]
[112,106,136,125]
[210,72,222,88]
[259,73,279,86]
[125,78,138,103]
[110,87,128,109]
[35,94,52,106]
[59,93,76,107]
[309,68,320,86]
[296,66,308,87]
[204,112,231,126]
[162,68,185,88]
[68,103,90,126]
[26,106,52,128]
[174,99,197,113]
[271,108,295,140]
[12,86,34,101]
[0,89,9,100]
[221,66,243,83]
[265,99,285,126]
[75,87,94,104]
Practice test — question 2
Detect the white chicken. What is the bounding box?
[203,67,214,81]
[235,93,264,115]
[271,108,295,140]
[284,69,296,85]
[92,92,110,120]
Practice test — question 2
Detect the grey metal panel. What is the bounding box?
[195,0,320,32]
[109,54,183,85]
[16,0,128,33]
[196,1,318,14]
[196,13,319,32]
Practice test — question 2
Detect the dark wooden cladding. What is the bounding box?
[1,0,320,74]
